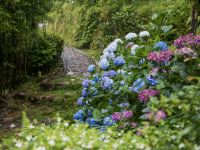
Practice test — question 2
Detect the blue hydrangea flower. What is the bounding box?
[77,97,84,106]
[154,41,168,51]
[114,56,125,66]
[87,65,95,73]
[91,87,98,96]
[130,78,146,93]
[108,99,113,105]
[89,80,96,86]
[82,79,89,88]
[103,116,115,126]
[119,102,130,108]
[93,74,99,83]
[101,77,113,90]
[100,58,110,70]
[86,118,99,127]
[147,76,158,86]
[82,88,88,97]
[87,110,93,118]
[109,70,117,77]
[73,110,84,121]
[102,72,110,77]
[120,81,125,86]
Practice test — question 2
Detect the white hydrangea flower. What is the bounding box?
[106,42,118,53]
[117,69,126,75]
[108,52,116,60]
[131,44,140,55]
[114,38,123,44]
[139,31,150,37]
[26,135,32,141]
[125,33,137,40]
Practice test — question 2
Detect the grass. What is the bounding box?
[0,74,82,139]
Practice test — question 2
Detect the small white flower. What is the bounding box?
[36,146,46,150]
[179,143,185,149]
[15,142,23,148]
[125,33,137,40]
[10,123,15,128]
[139,31,150,37]
[48,140,56,146]
[62,136,70,142]
[64,122,69,127]
[26,135,32,141]
[131,44,140,55]
[29,124,35,129]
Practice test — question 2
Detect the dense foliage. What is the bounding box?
[0,0,63,95]
[47,0,192,50]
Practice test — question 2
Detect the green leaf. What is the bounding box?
[161,25,173,33]
[92,109,101,122]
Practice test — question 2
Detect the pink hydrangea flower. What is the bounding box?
[155,110,167,122]
[176,47,197,58]
[138,89,160,102]
[147,50,173,63]
[112,112,122,121]
[122,110,133,119]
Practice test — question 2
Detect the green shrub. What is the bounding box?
[27,34,64,74]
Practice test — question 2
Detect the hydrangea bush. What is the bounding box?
[74,32,200,130]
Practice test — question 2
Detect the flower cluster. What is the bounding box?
[147,50,173,63]
[147,76,158,86]
[114,56,126,66]
[130,78,145,93]
[87,65,95,73]
[176,47,197,59]
[73,110,84,121]
[125,32,137,40]
[138,89,160,102]
[102,70,117,78]
[139,31,150,38]
[154,41,168,51]
[100,58,110,70]
[101,77,114,90]
[131,45,140,55]
[173,33,200,48]
[112,111,133,122]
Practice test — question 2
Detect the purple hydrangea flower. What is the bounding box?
[112,112,122,122]
[122,110,133,119]
[155,110,167,122]
[138,89,160,102]
[147,50,173,63]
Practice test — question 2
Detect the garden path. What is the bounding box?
[61,46,97,74]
